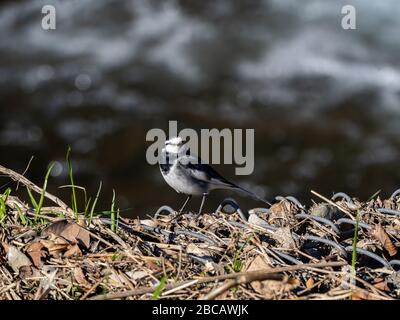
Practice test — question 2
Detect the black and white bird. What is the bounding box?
[159,136,271,215]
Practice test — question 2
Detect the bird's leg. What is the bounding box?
[178,195,192,215]
[198,193,207,215]
[167,195,192,226]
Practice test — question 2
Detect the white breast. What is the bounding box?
[161,160,208,196]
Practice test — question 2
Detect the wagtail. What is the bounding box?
[159,136,271,215]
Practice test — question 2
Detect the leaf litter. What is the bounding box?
[0,165,400,300]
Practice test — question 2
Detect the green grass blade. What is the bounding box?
[0,188,12,221]
[66,147,78,221]
[0,198,6,222]
[3,188,11,199]
[350,190,379,298]
[151,276,167,300]
[15,204,28,226]
[116,208,120,230]
[34,162,54,222]
[88,181,102,225]
[110,189,116,232]
[26,187,39,210]
[0,188,11,222]
[351,212,359,278]
[85,197,92,217]
[232,236,252,272]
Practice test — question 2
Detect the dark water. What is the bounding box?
[1,0,400,218]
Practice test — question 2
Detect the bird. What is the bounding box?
[159,136,271,215]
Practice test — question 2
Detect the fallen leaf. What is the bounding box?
[145,260,162,272]
[370,225,397,256]
[74,267,88,286]
[352,289,386,300]
[306,277,315,289]
[40,234,70,256]
[19,265,40,279]
[248,214,269,228]
[108,270,125,287]
[245,255,270,271]
[268,200,294,226]
[64,244,82,258]
[25,241,45,268]
[34,266,57,300]
[271,226,298,250]
[373,279,391,292]
[42,220,91,249]
[245,256,298,298]
[2,243,32,273]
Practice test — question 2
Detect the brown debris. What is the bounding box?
[268,200,296,226]
[370,225,398,256]
[42,220,91,249]
[2,243,32,273]
[0,164,399,300]
[25,242,45,268]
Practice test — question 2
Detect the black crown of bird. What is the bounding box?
[159,136,272,215]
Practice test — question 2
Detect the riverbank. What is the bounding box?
[0,164,399,300]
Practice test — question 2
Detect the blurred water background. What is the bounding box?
[1,0,400,218]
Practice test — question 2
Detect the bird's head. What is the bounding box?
[164,136,187,154]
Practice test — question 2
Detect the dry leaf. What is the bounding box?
[74,267,88,286]
[268,200,294,226]
[246,255,270,271]
[245,256,298,298]
[352,289,385,300]
[25,241,45,268]
[145,260,162,272]
[306,277,315,289]
[248,214,269,228]
[108,270,125,287]
[271,227,298,250]
[34,266,57,300]
[19,265,40,279]
[43,220,91,249]
[40,234,70,256]
[64,244,82,258]
[373,279,391,292]
[370,225,397,256]
[2,243,32,273]
[42,220,70,237]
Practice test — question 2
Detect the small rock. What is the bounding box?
[309,203,341,220]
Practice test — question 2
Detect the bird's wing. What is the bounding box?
[177,154,271,206]
[177,154,235,188]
